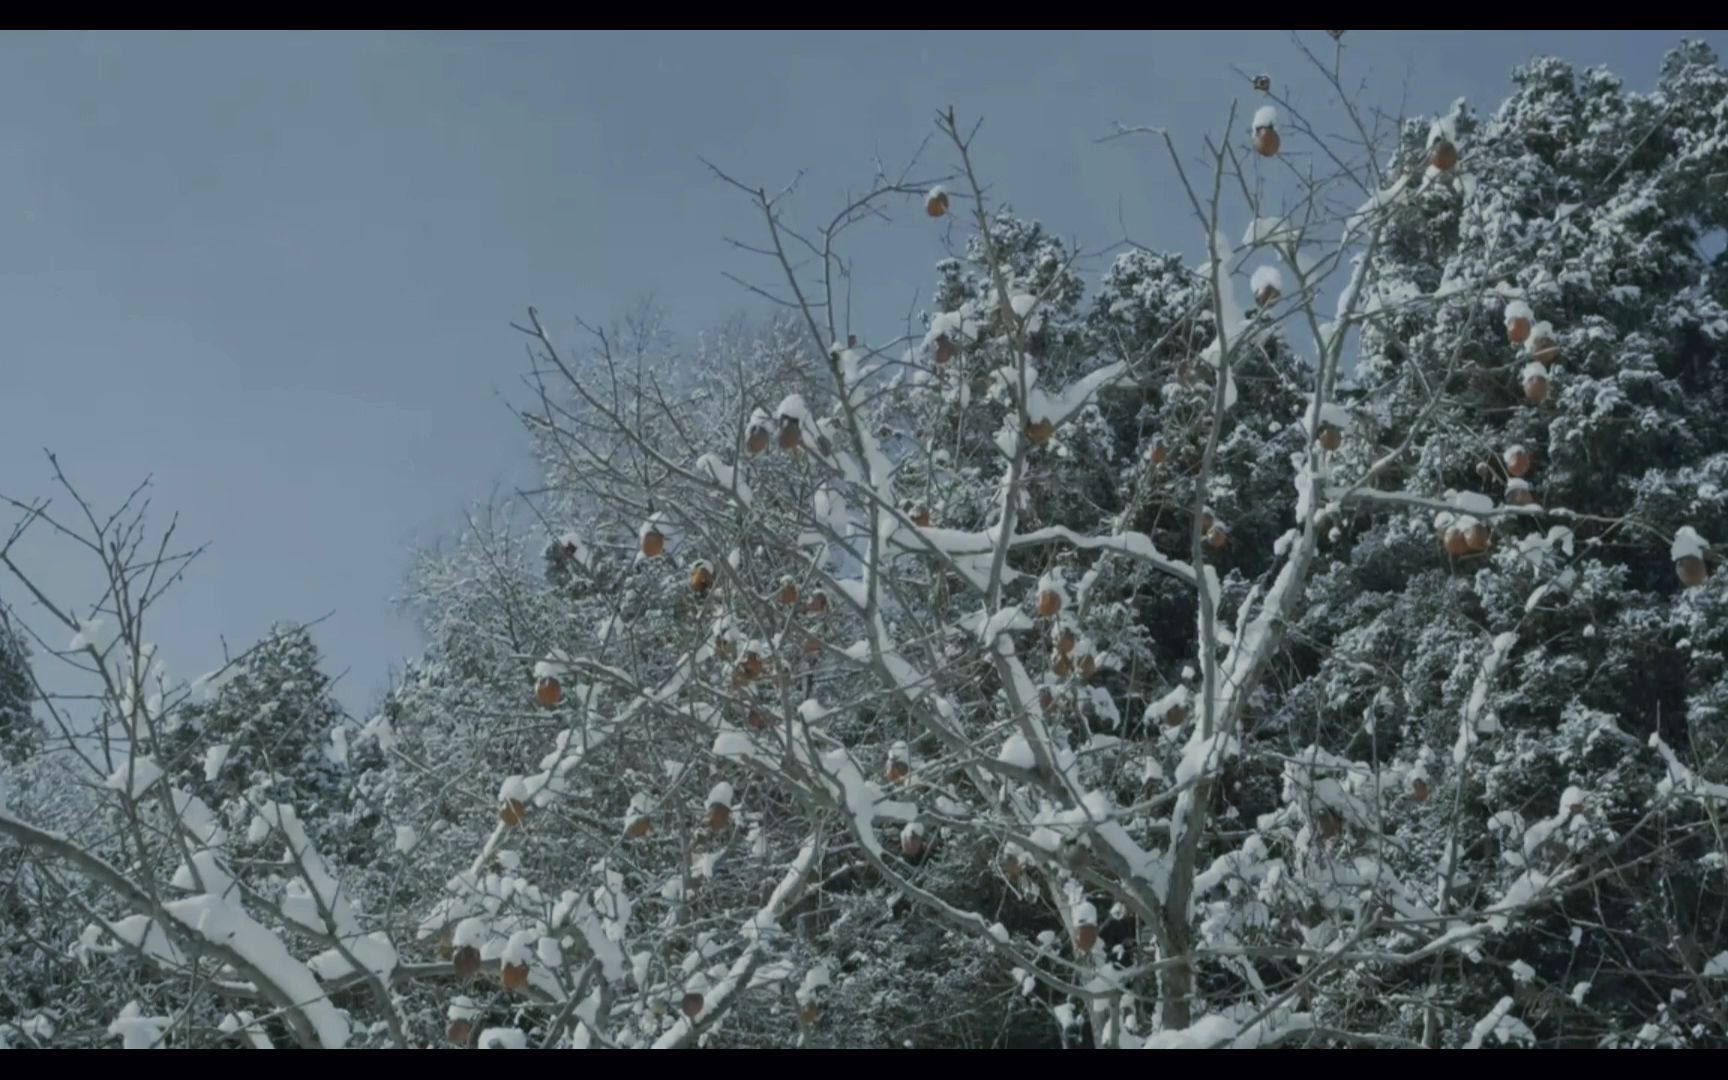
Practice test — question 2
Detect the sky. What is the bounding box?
[3,30,1724,716]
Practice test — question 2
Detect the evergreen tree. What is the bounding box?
[0,605,42,766]
[1278,41,1728,1045]
[159,624,384,868]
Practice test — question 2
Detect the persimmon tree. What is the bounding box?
[4,37,1726,1049]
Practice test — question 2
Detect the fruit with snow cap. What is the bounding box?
[705,782,735,830]
[885,741,910,784]
[534,676,562,708]
[1522,363,1549,403]
[1073,901,1099,952]
[690,560,715,595]
[1504,301,1533,346]
[1504,445,1532,478]
[1674,527,1711,587]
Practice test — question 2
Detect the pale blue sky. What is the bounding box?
[3,31,1722,715]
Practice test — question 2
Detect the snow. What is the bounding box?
[637,514,667,543]
[171,789,225,846]
[1147,680,1188,725]
[106,756,165,799]
[1345,175,1410,239]
[1309,400,1351,435]
[1513,799,1578,861]
[797,962,832,1005]
[691,849,723,881]
[1024,361,1127,425]
[1009,524,1195,584]
[998,733,1036,770]
[695,453,753,507]
[648,845,818,1048]
[394,825,419,853]
[1176,730,1239,788]
[877,649,939,703]
[537,935,563,968]
[167,892,350,1047]
[450,915,485,950]
[1488,869,1556,933]
[817,748,916,857]
[360,713,397,752]
[707,781,735,808]
[68,617,120,656]
[1672,525,1708,561]
[1703,952,1728,978]
[532,649,573,680]
[218,1011,273,1049]
[1252,105,1278,130]
[961,606,1034,642]
[478,1028,528,1049]
[500,929,536,966]
[106,915,187,967]
[927,309,983,348]
[1451,490,1495,516]
[1464,997,1533,1048]
[498,776,529,804]
[1455,631,1518,764]
[1143,1013,1241,1049]
[191,664,241,703]
[203,744,230,782]
[556,531,590,566]
[1488,810,1526,837]
[1362,277,1421,317]
[107,1001,165,1049]
[712,730,756,760]
[170,848,236,897]
[1429,104,1462,145]
[1651,734,1728,803]
[255,801,356,944]
[1243,215,1299,247]
[1250,265,1283,297]
[308,932,398,984]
